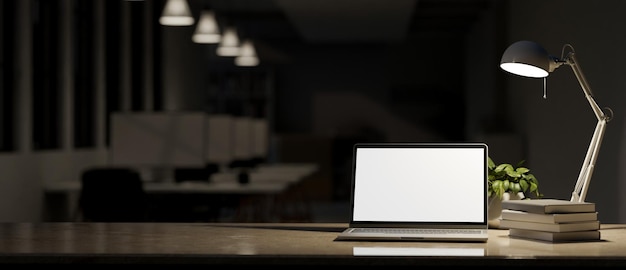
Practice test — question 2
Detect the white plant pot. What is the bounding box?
[488,192,525,229]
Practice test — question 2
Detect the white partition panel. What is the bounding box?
[110,112,206,167]
[232,117,253,160]
[252,118,269,158]
[205,114,234,164]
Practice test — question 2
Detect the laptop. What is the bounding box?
[335,142,489,242]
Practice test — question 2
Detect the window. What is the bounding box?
[32,0,62,150]
[129,1,145,111]
[73,0,96,148]
[104,0,122,146]
[0,0,16,152]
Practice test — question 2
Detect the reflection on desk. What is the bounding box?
[353,247,485,256]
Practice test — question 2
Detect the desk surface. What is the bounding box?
[1,222,625,266]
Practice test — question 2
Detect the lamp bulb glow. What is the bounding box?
[500,63,549,78]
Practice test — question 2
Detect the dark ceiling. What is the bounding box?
[188,0,494,43]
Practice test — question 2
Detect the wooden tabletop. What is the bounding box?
[0,222,625,266]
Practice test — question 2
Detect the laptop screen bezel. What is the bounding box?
[347,142,488,228]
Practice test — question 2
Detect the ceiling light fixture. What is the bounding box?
[235,40,259,66]
[216,27,241,56]
[159,0,194,26]
[192,10,221,43]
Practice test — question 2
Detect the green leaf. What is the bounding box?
[495,163,512,173]
[526,173,538,184]
[529,182,538,193]
[495,184,504,199]
[516,167,530,174]
[511,183,521,193]
[506,171,521,178]
[490,180,505,199]
[519,179,528,192]
[492,180,501,190]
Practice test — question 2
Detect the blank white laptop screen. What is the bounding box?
[352,146,486,223]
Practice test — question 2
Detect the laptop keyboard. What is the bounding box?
[352,228,483,234]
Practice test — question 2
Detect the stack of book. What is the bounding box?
[499,199,600,242]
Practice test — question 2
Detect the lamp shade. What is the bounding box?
[192,10,221,43]
[235,40,259,67]
[500,40,551,78]
[216,27,241,56]
[159,0,194,26]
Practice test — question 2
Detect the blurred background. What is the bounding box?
[1,0,626,224]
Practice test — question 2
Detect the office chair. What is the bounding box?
[77,167,148,222]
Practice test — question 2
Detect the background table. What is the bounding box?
[43,164,318,222]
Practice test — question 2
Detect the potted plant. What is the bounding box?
[487,157,543,228]
[488,157,542,199]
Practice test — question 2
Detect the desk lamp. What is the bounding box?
[499,40,613,203]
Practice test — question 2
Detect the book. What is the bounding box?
[499,219,600,232]
[501,209,598,224]
[501,199,595,214]
[508,228,601,242]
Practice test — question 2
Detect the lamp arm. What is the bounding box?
[570,119,607,202]
[566,53,606,121]
[565,52,611,202]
